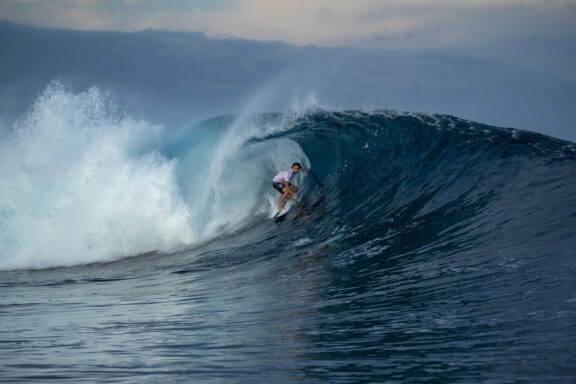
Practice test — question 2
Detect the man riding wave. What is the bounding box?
[272,162,310,210]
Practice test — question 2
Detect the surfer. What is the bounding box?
[272,163,310,210]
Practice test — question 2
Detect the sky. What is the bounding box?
[1,0,575,141]
[1,1,574,52]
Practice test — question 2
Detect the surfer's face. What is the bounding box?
[292,165,301,174]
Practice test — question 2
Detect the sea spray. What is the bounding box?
[0,84,312,270]
[0,84,194,269]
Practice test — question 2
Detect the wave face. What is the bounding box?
[1,86,576,383]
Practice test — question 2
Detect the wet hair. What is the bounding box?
[292,162,302,169]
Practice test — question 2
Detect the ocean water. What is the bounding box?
[1,85,576,383]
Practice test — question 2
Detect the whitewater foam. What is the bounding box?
[0,83,313,270]
[0,84,196,269]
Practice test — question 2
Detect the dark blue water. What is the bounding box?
[1,88,576,383]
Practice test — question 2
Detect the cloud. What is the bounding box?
[1,0,575,48]
[0,0,111,30]
[0,0,574,81]
[1,20,575,142]
[0,1,575,141]
[208,0,576,47]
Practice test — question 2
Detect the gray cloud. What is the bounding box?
[1,20,575,142]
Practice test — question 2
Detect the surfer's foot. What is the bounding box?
[277,205,284,211]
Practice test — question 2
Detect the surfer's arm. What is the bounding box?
[285,180,297,198]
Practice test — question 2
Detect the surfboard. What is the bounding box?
[273,199,294,218]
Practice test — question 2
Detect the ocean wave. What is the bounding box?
[1,84,575,271]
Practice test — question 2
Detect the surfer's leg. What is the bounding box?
[278,190,290,210]
[278,184,298,210]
